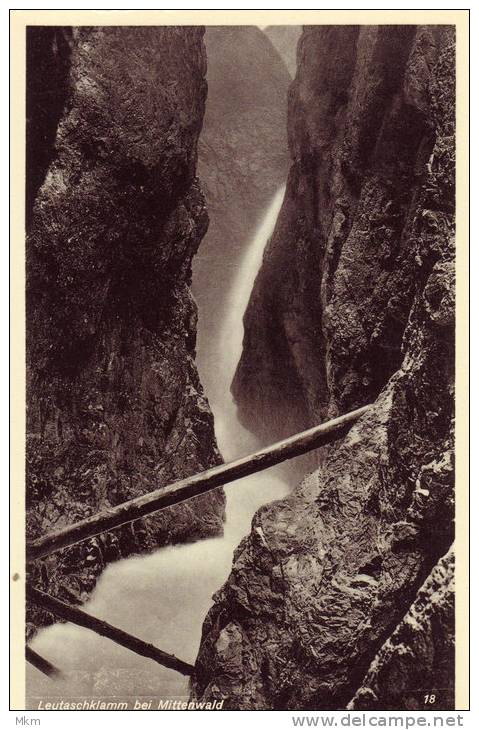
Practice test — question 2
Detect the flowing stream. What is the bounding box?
[26,185,288,707]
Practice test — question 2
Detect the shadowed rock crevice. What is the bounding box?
[349,548,455,711]
[26,27,74,226]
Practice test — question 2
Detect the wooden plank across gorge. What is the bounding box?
[26,405,370,562]
[27,586,195,677]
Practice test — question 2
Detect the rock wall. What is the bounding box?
[26,26,225,636]
[193,25,455,709]
[349,547,454,711]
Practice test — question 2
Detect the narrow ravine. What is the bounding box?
[26,186,288,707]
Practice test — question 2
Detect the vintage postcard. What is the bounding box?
[10,8,469,715]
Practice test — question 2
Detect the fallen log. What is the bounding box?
[27,404,370,562]
[25,646,62,679]
[27,586,195,677]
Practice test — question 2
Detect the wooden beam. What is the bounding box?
[27,404,370,562]
[25,646,63,679]
[27,586,195,677]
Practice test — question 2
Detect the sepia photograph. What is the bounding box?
[10,8,469,716]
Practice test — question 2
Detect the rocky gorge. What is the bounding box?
[25,23,457,713]
[194,25,456,710]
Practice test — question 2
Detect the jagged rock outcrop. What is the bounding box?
[26,26,225,636]
[263,26,302,76]
[349,547,455,711]
[192,26,291,403]
[193,25,455,709]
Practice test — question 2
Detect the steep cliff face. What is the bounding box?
[192,27,291,402]
[26,26,225,636]
[234,25,454,443]
[194,25,455,709]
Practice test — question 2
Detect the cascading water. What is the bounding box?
[26,186,288,707]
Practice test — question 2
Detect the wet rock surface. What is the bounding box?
[194,25,455,709]
[26,26,225,636]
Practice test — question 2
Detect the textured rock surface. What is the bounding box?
[234,25,454,444]
[26,26,225,635]
[263,26,302,76]
[192,27,292,401]
[349,547,454,711]
[193,25,455,709]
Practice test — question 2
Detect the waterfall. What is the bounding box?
[203,183,286,463]
[26,186,288,707]
[220,184,286,410]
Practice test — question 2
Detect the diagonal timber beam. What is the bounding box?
[26,646,63,679]
[27,405,370,562]
[27,586,195,677]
